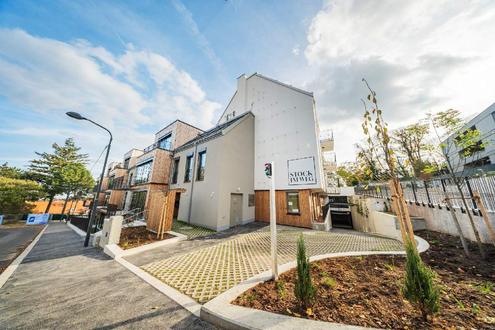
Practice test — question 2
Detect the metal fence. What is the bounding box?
[355,175,495,213]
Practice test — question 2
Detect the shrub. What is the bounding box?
[402,239,440,321]
[294,234,315,309]
[321,276,336,288]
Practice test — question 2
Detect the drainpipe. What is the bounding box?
[187,141,199,223]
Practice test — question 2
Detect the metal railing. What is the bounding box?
[355,175,495,213]
[142,141,172,154]
[122,208,147,225]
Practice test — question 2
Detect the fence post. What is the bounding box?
[464,177,478,214]
[411,181,418,205]
[424,180,433,207]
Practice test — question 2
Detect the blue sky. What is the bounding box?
[1,0,495,172]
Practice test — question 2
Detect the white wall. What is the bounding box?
[219,74,325,191]
[170,115,255,231]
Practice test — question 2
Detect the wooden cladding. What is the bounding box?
[146,189,183,237]
[255,190,314,228]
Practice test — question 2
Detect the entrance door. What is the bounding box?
[173,193,181,220]
[230,193,243,227]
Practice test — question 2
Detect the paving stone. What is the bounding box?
[142,227,403,303]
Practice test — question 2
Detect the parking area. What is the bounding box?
[139,225,404,303]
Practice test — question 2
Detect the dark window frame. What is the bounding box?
[171,157,180,184]
[197,150,207,181]
[158,133,172,150]
[286,191,300,215]
[184,154,194,183]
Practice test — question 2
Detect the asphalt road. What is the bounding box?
[0,225,42,270]
[0,223,216,329]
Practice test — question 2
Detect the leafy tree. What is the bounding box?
[28,138,89,213]
[0,162,26,179]
[402,239,440,321]
[0,176,43,214]
[294,234,315,310]
[59,163,95,216]
[393,122,433,178]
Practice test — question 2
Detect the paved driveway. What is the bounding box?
[0,225,43,272]
[134,224,403,303]
[0,223,215,329]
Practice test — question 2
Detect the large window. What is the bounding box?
[135,161,153,184]
[286,192,300,214]
[197,151,207,181]
[171,157,180,184]
[158,133,172,150]
[130,191,147,211]
[184,154,194,182]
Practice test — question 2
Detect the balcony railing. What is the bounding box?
[108,176,128,190]
[142,141,172,154]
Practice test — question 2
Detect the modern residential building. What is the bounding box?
[170,112,255,231]
[122,120,203,213]
[217,73,328,228]
[443,103,495,174]
[98,73,337,231]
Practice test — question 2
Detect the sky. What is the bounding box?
[1,0,495,174]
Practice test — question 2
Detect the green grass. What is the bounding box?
[171,220,215,239]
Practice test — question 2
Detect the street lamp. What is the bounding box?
[66,111,113,247]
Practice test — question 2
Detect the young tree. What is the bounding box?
[0,162,26,179]
[402,239,440,322]
[294,234,315,310]
[59,163,95,216]
[361,79,416,246]
[28,138,89,213]
[427,109,488,257]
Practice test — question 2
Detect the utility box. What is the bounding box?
[99,216,123,249]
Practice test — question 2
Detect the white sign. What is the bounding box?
[26,213,49,225]
[287,156,317,185]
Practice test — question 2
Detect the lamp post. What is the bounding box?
[66,111,112,247]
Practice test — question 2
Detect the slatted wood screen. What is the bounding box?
[146,189,184,237]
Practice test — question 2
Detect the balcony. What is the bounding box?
[142,141,171,154]
[108,176,128,190]
[320,129,334,151]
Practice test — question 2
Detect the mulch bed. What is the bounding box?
[118,226,174,250]
[233,230,495,329]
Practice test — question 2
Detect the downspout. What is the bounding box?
[187,141,199,223]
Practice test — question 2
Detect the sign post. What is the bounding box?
[266,161,278,280]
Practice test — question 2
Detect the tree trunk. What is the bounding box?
[444,196,470,256]
[454,180,485,259]
[44,195,54,213]
[61,192,71,219]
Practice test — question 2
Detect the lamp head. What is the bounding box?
[66,111,86,120]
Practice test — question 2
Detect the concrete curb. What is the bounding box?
[0,225,48,289]
[114,255,202,317]
[67,222,87,237]
[103,231,187,258]
[201,235,429,330]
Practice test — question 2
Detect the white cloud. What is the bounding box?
[0,28,222,169]
[304,0,495,163]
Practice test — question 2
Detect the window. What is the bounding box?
[158,133,172,150]
[286,192,300,214]
[123,157,130,169]
[197,151,206,181]
[128,173,133,186]
[134,161,153,184]
[171,158,180,184]
[130,191,147,211]
[248,194,255,207]
[492,111,495,123]
[184,154,194,182]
